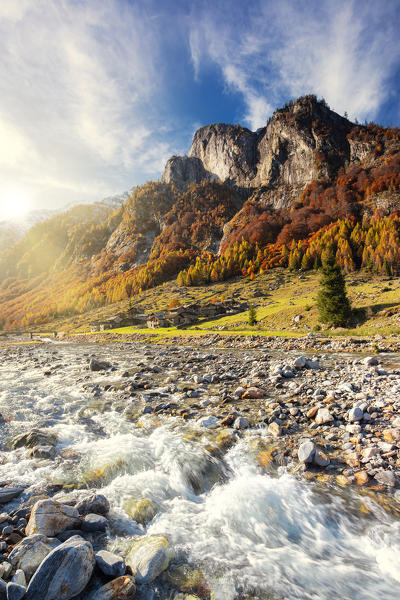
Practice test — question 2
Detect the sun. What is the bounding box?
[0,187,31,221]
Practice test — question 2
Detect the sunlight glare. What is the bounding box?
[0,188,31,221]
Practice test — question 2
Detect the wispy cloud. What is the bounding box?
[189,0,400,127]
[0,0,177,209]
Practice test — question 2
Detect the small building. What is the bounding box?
[147,312,169,328]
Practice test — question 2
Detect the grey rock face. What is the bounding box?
[87,575,135,600]
[298,441,316,463]
[81,514,107,532]
[0,488,24,504]
[95,551,125,578]
[25,499,80,537]
[25,536,95,600]
[6,582,26,600]
[162,97,353,200]
[161,156,213,191]
[76,494,110,516]
[9,533,61,580]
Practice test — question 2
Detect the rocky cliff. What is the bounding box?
[162,95,356,206]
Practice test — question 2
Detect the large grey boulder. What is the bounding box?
[25,536,95,600]
[76,494,110,516]
[126,536,173,583]
[25,499,80,537]
[87,576,135,600]
[9,534,61,580]
[95,550,125,578]
[6,582,26,600]
[0,488,24,504]
[89,359,111,372]
[11,429,57,450]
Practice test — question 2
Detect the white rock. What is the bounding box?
[315,408,334,425]
[347,406,363,422]
[197,416,219,428]
[364,356,378,367]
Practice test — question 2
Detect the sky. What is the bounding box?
[0,0,400,219]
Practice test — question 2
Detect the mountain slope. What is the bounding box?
[1,94,399,330]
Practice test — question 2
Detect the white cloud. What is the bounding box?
[0,0,177,211]
[189,0,400,126]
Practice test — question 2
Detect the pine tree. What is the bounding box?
[317,255,351,327]
[248,303,257,326]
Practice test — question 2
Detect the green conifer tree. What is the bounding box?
[317,255,351,327]
[248,303,257,326]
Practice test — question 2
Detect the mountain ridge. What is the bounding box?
[1,94,399,330]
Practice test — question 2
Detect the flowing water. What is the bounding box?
[1,341,400,600]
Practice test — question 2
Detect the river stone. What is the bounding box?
[126,535,173,583]
[298,441,316,463]
[11,429,57,450]
[25,499,80,537]
[25,535,95,600]
[197,416,219,428]
[374,469,397,487]
[89,359,111,372]
[9,534,61,580]
[87,576,135,600]
[27,446,56,460]
[314,448,330,467]
[0,579,5,600]
[123,498,157,525]
[293,356,307,369]
[95,550,125,578]
[10,571,25,588]
[315,408,334,425]
[348,406,363,422]
[81,514,108,532]
[267,422,281,437]
[233,417,249,430]
[76,494,110,516]
[6,583,25,600]
[0,488,25,504]
[364,356,378,367]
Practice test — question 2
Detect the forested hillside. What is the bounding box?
[1,95,399,330]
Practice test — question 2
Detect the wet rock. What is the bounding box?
[0,579,5,600]
[267,422,281,437]
[233,417,249,429]
[314,448,330,467]
[126,535,173,583]
[374,469,397,487]
[10,572,25,588]
[354,471,369,486]
[27,446,56,460]
[95,550,125,578]
[11,429,57,450]
[81,514,108,533]
[25,499,80,537]
[0,489,24,504]
[0,563,11,580]
[123,498,157,525]
[25,535,95,600]
[87,575,135,600]
[315,408,334,425]
[89,359,111,372]
[298,441,316,463]
[6,582,25,600]
[9,534,61,580]
[75,494,110,516]
[57,530,82,543]
[197,416,219,428]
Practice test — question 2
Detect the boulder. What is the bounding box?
[197,416,219,428]
[89,359,111,372]
[267,422,281,437]
[6,583,25,600]
[298,441,316,463]
[11,429,57,450]
[293,356,307,369]
[25,500,80,537]
[0,488,25,504]
[95,550,125,578]
[347,406,363,422]
[27,446,56,460]
[126,536,173,583]
[123,498,157,525]
[315,408,334,425]
[364,356,378,367]
[233,417,249,430]
[9,535,61,580]
[87,576,135,600]
[75,494,110,516]
[25,536,95,600]
[81,514,108,533]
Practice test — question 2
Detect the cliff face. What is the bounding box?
[162,96,355,204]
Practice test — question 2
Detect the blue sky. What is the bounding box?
[0,0,400,215]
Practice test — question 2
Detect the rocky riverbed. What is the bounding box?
[0,340,399,599]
